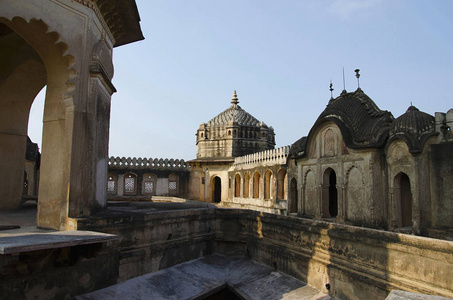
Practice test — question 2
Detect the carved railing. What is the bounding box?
[233,146,290,167]
[108,157,188,170]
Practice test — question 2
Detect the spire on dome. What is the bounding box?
[231,90,239,105]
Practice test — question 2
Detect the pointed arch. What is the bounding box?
[264,170,273,199]
[234,173,241,197]
[277,169,287,200]
[253,171,260,199]
[243,173,250,198]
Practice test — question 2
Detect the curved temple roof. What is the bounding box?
[389,105,437,153]
[314,88,394,149]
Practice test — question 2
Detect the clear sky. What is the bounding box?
[28,0,453,161]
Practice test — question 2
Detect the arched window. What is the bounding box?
[264,170,273,199]
[123,173,137,196]
[234,174,241,197]
[107,172,118,195]
[244,173,250,198]
[253,171,260,198]
[142,173,157,195]
[168,173,179,195]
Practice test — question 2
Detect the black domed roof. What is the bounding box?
[312,88,394,149]
[389,105,437,153]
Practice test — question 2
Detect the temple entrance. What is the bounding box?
[213,176,222,203]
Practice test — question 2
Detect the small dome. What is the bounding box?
[206,91,262,127]
[389,105,436,153]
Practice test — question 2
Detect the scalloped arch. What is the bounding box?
[0,16,77,106]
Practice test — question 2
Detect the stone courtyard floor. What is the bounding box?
[77,254,336,300]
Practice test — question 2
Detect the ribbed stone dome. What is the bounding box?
[206,91,265,127]
[389,105,436,153]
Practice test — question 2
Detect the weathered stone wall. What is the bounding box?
[77,207,216,282]
[0,240,119,299]
[214,209,453,300]
[76,207,453,299]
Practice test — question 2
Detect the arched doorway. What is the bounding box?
[234,174,241,197]
[322,168,338,218]
[253,172,260,198]
[264,170,273,199]
[212,176,222,203]
[290,178,298,214]
[277,169,287,200]
[395,172,412,228]
[243,173,250,198]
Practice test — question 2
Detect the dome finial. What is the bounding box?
[231,90,239,105]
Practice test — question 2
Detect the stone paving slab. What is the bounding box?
[386,290,453,300]
[0,230,117,254]
[77,254,336,300]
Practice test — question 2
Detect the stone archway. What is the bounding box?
[212,176,222,203]
[0,16,77,225]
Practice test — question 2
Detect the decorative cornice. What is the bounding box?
[73,0,116,45]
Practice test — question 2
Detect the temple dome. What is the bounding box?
[206,90,265,127]
[312,88,394,149]
[389,105,437,153]
[195,91,275,159]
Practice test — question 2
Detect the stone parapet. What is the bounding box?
[108,156,188,170]
[233,146,290,168]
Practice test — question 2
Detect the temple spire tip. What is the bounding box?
[231,90,239,105]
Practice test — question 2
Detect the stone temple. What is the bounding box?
[1,1,453,300]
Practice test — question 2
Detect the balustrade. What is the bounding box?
[108,156,188,170]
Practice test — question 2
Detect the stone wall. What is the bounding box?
[77,205,216,282]
[76,207,453,299]
[0,232,118,299]
[214,209,453,300]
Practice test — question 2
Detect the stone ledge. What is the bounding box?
[0,230,117,254]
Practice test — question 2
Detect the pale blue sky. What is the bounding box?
[29,0,453,160]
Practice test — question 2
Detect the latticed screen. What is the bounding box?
[169,181,177,191]
[125,177,135,192]
[107,180,115,192]
[144,181,154,193]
